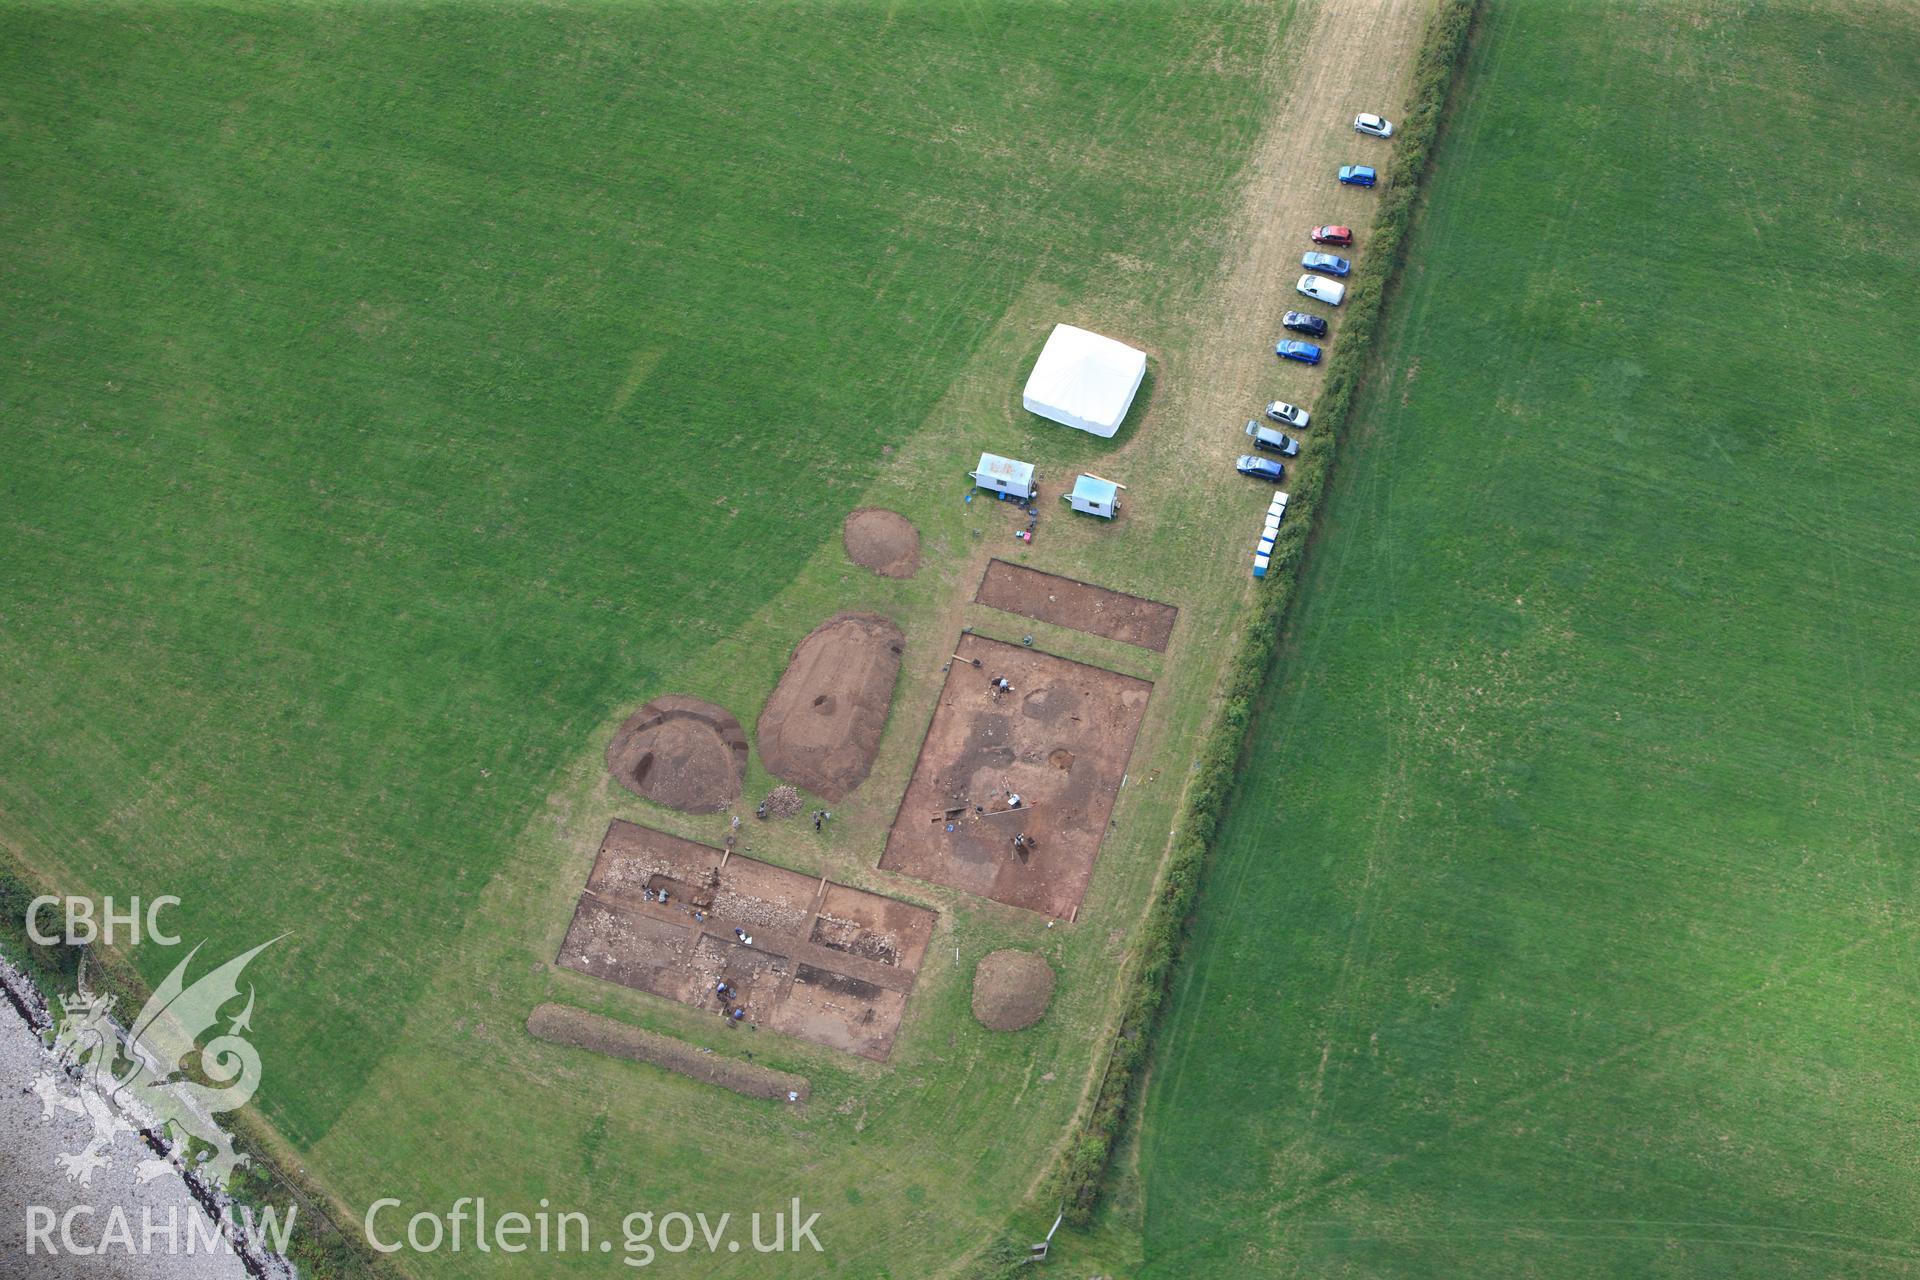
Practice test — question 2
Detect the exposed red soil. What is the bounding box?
[556,820,935,1060]
[878,633,1152,917]
[604,695,748,813]
[974,559,1178,652]
[843,508,921,579]
[756,612,904,801]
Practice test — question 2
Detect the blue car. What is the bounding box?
[1301,252,1351,277]
[1339,165,1377,187]
[1275,339,1323,365]
[1236,454,1286,483]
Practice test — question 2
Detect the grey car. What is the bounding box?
[1246,420,1300,457]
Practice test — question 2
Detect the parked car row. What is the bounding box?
[1269,265,1342,366]
[1239,111,1391,537]
[1339,115,1390,186]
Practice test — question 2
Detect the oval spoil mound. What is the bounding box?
[756,613,904,801]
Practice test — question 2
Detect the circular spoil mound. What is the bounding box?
[842,508,921,579]
[971,949,1056,1032]
[756,612,904,801]
[604,696,749,814]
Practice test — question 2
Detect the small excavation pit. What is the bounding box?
[972,950,1056,1031]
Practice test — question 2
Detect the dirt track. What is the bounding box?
[1110,0,1432,514]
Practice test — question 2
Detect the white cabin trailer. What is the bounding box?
[971,452,1037,501]
[1063,474,1119,519]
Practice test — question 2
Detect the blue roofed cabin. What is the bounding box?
[1063,474,1119,519]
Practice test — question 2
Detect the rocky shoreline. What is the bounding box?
[0,950,292,1280]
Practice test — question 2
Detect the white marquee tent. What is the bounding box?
[1021,324,1147,439]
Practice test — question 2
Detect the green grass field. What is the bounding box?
[1137,1,1920,1275]
[0,1,1343,1274]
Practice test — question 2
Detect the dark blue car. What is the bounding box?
[1301,252,1351,277]
[1275,339,1323,365]
[1338,165,1377,187]
[1236,454,1286,483]
[1282,310,1328,338]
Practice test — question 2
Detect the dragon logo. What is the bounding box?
[34,937,280,1188]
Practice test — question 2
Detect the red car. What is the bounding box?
[1311,225,1354,246]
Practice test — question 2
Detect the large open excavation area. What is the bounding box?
[880,633,1152,918]
[557,820,936,1060]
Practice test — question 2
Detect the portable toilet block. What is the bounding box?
[971,452,1037,501]
[1258,536,1276,557]
[1063,474,1119,519]
[1253,553,1270,580]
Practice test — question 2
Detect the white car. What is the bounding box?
[1296,274,1346,307]
[1354,113,1394,138]
[1265,401,1310,430]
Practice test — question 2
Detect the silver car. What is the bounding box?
[1354,112,1394,138]
[1265,401,1310,430]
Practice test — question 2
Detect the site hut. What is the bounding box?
[972,452,1038,502]
[1063,474,1119,519]
[1021,323,1147,439]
